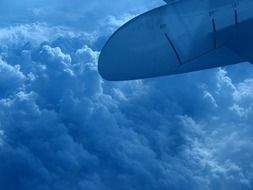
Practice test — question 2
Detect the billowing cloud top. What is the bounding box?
[0,1,253,190]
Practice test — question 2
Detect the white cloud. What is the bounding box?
[203,90,218,108]
[0,1,252,189]
[0,0,163,30]
[0,58,25,96]
[233,79,253,102]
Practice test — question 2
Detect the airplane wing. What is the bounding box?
[98,0,253,81]
[163,0,180,4]
[98,3,246,81]
[164,0,239,9]
[217,18,253,63]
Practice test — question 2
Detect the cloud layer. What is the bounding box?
[0,0,163,30]
[0,1,253,190]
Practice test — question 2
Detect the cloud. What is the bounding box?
[0,2,253,190]
[0,58,25,97]
[0,0,163,30]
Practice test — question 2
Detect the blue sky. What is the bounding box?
[0,0,253,190]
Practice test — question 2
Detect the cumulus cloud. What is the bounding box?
[0,1,253,190]
[0,58,25,97]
